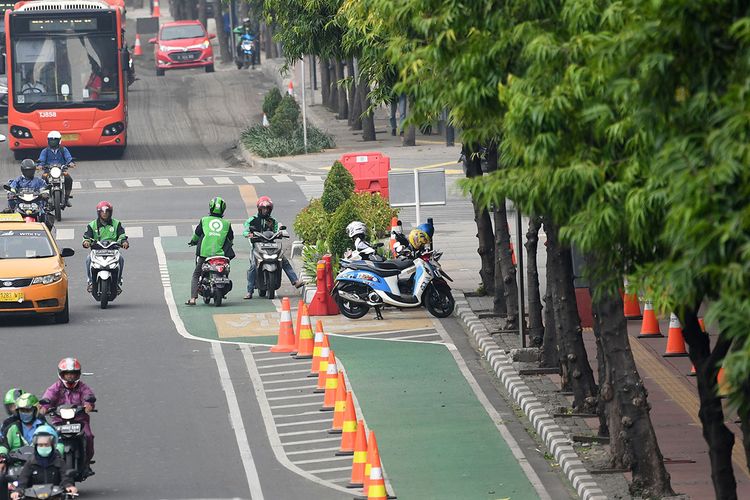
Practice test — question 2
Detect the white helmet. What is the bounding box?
[47,130,62,140]
[346,221,367,239]
[47,130,62,148]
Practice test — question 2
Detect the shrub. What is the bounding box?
[347,192,398,239]
[262,87,283,119]
[241,123,335,158]
[321,161,355,213]
[293,198,329,244]
[300,240,330,283]
[270,95,301,137]
[326,198,360,258]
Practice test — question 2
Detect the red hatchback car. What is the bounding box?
[150,20,216,76]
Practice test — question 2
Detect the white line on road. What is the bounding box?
[184,177,203,185]
[263,376,315,385]
[124,179,143,187]
[214,176,234,185]
[127,226,144,238]
[269,401,322,410]
[303,175,323,182]
[272,174,292,183]
[243,175,265,184]
[267,393,320,401]
[276,418,330,427]
[278,429,327,437]
[72,181,81,190]
[294,456,351,465]
[257,360,310,369]
[94,180,112,189]
[305,466,351,474]
[153,178,172,186]
[274,410,325,418]
[211,342,265,499]
[158,225,177,237]
[282,436,340,447]
[286,446,340,455]
[265,384,318,393]
[396,332,442,340]
[56,228,74,240]
[260,368,311,375]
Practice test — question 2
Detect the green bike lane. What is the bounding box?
[160,235,552,499]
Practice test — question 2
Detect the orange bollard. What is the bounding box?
[323,254,340,314]
[663,313,689,357]
[698,317,708,335]
[133,34,143,56]
[336,392,357,456]
[152,0,160,17]
[320,351,338,410]
[365,432,389,499]
[270,297,296,352]
[347,420,368,488]
[314,335,331,393]
[308,321,325,377]
[294,305,315,359]
[307,261,329,315]
[638,300,663,338]
[328,373,347,434]
[287,81,294,96]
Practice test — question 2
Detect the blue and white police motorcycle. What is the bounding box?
[332,249,454,319]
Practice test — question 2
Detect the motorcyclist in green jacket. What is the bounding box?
[0,394,64,473]
[1,388,24,436]
[185,197,235,305]
[82,201,129,292]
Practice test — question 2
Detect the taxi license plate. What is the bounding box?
[61,133,79,142]
[0,291,24,302]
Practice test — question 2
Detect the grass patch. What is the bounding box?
[241,123,335,157]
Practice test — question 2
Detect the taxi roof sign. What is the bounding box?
[0,213,24,222]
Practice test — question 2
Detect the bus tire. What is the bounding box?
[205,64,214,73]
[156,68,165,77]
[110,146,126,159]
[13,150,27,161]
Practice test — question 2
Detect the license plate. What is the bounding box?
[0,291,23,302]
[57,423,82,433]
[61,134,79,142]
[213,277,230,284]
[260,243,279,249]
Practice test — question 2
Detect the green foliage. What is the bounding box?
[345,191,398,239]
[293,198,328,244]
[326,198,360,258]
[300,239,330,283]
[269,95,301,138]
[321,161,355,213]
[262,87,283,120]
[241,123,335,158]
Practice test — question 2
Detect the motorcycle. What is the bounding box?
[14,484,77,499]
[249,226,289,300]
[88,240,122,309]
[42,402,95,483]
[2,445,33,496]
[343,241,385,263]
[40,164,69,222]
[198,255,232,306]
[2,184,52,229]
[333,249,455,319]
[237,33,255,69]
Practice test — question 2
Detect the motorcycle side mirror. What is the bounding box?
[2,184,9,191]
[39,398,51,405]
[60,248,75,257]
[279,225,287,230]
[84,395,96,403]
[0,134,6,143]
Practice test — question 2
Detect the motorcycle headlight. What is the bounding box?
[50,166,62,178]
[266,254,278,259]
[59,408,76,420]
[92,262,103,269]
[31,272,62,285]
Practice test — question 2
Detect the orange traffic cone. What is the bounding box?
[638,300,663,338]
[287,81,294,96]
[308,321,325,376]
[622,278,642,319]
[133,34,143,56]
[717,366,731,397]
[152,0,160,17]
[291,299,304,355]
[270,297,296,352]
[262,113,270,127]
[328,373,347,434]
[663,313,688,357]
[365,432,389,499]
[314,336,331,393]
[336,391,357,456]
[388,217,399,257]
[347,420,368,488]
[320,351,338,411]
[294,305,315,359]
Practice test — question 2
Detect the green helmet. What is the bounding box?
[209,197,226,216]
[15,393,39,410]
[3,388,23,406]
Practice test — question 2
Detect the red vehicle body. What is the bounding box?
[5,0,128,159]
[150,20,215,76]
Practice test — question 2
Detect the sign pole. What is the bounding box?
[301,57,308,153]
[413,169,421,225]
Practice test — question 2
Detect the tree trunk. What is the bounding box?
[264,24,274,58]
[347,58,360,129]
[590,311,610,440]
[592,286,674,497]
[358,79,376,141]
[541,282,558,368]
[335,59,348,120]
[320,58,331,109]
[545,220,597,413]
[403,124,416,146]
[464,143,495,294]
[526,216,544,346]
[197,0,207,32]
[681,308,738,499]
[213,2,230,63]
[328,63,339,113]
[187,0,197,20]
[239,0,249,20]
[493,200,518,325]
[484,144,506,315]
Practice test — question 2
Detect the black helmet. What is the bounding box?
[20,159,36,179]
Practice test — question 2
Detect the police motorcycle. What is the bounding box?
[2,184,53,229]
[333,232,454,320]
[88,240,122,309]
[248,226,289,300]
[39,164,69,222]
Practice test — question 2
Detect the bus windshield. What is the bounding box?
[161,24,205,40]
[12,33,119,111]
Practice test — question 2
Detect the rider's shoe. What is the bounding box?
[65,200,72,207]
[81,466,95,479]
[86,282,92,293]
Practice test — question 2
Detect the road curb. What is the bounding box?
[237,140,303,174]
[453,292,607,500]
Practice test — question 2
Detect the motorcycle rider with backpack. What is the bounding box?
[82,201,129,293]
[37,131,75,208]
[242,196,302,299]
[186,197,235,306]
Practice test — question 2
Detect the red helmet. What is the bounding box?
[256,196,273,216]
[57,357,82,389]
[96,201,113,215]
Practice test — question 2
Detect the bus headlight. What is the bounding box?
[102,122,125,136]
[10,126,32,139]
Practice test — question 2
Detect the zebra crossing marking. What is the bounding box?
[243,175,265,184]
[56,228,74,241]
[153,178,172,186]
[126,226,144,238]
[72,181,82,190]
[158,225,178,237]
[183,177,203,186]
[213,176,233,185]
[272,174,292,183]
[124,179,143,188]
[94,180,112,189]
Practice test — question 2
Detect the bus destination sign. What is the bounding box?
[29,18,98,32]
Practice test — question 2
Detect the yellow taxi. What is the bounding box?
[0,213,74,323]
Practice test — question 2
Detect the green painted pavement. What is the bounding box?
[161,236,278,344]
[330,336,539,500]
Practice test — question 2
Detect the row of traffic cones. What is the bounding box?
[271,297,393,498]
[132,1,161,57]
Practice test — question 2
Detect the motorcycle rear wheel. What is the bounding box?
[214,289,223,307]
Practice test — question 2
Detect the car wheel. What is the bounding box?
[156,67,165,77]
[205,64,214,73]
[54,294,70,324]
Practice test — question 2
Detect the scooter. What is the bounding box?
[249,226,289,300]
[198,255,232,306]
[2,445,33,496]
[2,184,53,229]
[43,402,96,483]
[40,164,69,222]
[88,240,122,309]
[332,249,455,319]
[14,484,77,499]
[237,33,255,69]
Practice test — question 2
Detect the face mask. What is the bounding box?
[18,411,34,423]
[36,445,53,457]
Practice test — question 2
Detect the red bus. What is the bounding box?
[5,0,128,159]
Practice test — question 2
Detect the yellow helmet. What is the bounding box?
[408,229,430,250]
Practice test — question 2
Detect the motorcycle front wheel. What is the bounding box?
[99,280,110,309]
[53,190,62,221]
[425,283,455,318]
[334,283,370,319]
